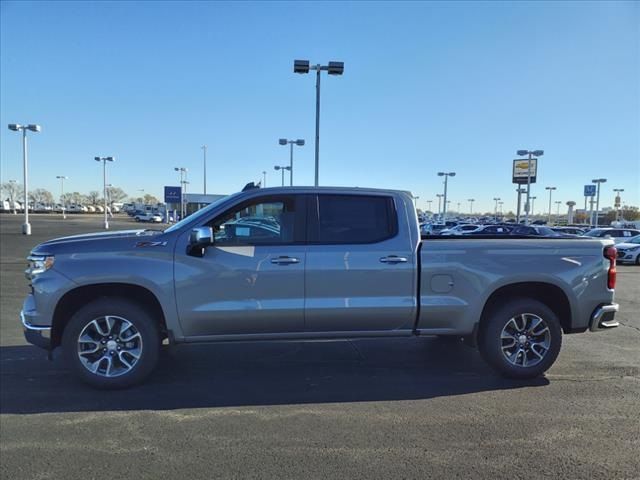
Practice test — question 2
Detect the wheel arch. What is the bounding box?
[478,282,573,335]
[51,283,168,349]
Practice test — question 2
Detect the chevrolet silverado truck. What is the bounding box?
[21,187,620,388]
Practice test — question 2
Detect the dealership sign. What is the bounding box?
[164,186,182,204]
[512,158,537,184]
[584,185,596,197]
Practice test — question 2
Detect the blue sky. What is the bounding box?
[1,0,638,213]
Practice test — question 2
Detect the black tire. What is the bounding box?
[478,298,562,379]
[62,297,161,389]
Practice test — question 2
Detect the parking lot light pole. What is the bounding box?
[262,171,267,188]
[545,186,556,225]
[294,60,344,186]
[279,138,305,186]
[427,200,433,212]
[95,157,114,229]
[274,165,291,187]
[8,123,41,235]
[498,201,504,215]
[437,172,456,220]
[467,198,475,215]
[56,175,68,219]
[530,196,537,217]
[493,197,501,222]
[592,178,607,227]
[555,201,562,223]
[517,149,543,225]
[201,145,207,195]
[436,194,444,217]
[174,167,188,219]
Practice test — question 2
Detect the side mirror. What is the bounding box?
[188,227,213,257]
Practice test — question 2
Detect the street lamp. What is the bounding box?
[95,157,114,229]
[437,172,456,220]
[56,176,68,219]
[516,149,543,225]
[274,165,291,187]
[613,188,624,221]
[413,195,420,209]
[8,123,41,235]
[530,196,537,217]
[436,194,444,217]
[545,187,557,225]
[498,201,504,215]
[262,171,267,188]
[592,178,607,227]
[293,59,344,186]
[468,198,475,215]
[554,201,562,224]
[493,197,501,222]
[279,138,305,186]
[427,200,433,212]
[174,167,188,219]
[201,145,207,195]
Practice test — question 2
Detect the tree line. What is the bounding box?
[0,182,159,206]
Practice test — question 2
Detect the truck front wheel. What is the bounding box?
[478,298,562,379]
[62,298,161,389]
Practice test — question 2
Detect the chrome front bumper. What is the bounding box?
[21,310,52,350]
[589,303,619,332]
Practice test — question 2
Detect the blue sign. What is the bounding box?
[164,186,182,203]
[584,185,596,197]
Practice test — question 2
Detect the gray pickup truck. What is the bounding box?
[21,187,619,388]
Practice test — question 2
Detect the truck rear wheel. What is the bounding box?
[478,298,562,379]
[62,297,160,389]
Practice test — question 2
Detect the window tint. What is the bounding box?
[315,195,396,244]
[210,197,297,245]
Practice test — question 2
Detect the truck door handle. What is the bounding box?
[379,255,408,264]
[271,256,300,265]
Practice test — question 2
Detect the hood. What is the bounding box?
[32,229,165,254]
[616,242,640,250]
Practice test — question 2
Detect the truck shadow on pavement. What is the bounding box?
[1,337,548,414]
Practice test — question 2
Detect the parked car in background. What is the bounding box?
[134,212,163,223]
[86,205,96,213]
[583,228,640,244]
[467,225,513,235]
[510,225,564,237]
[552,227,586,236]
[439,224,481,236]
[615,235,640,265]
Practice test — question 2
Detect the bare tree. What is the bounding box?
[143,193,159,205]
[29,189,55,205]
[1,182,24,204]
[107,187,128,204]
[88,191,100,205]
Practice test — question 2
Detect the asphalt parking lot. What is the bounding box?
[1,214,639,479]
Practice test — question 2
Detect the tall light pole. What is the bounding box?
[613,188,624,221]
[274,165,291,187]
[262,171,267,188]
[530,196,537,217]
[468,198,475,215]
[436,194,444,217]
[413,196,420,209]
[498,201,504,215]
[201,145,207,195]
[174,167,188,219]
[545,186,556,224]
[516,149,543,225]
[592,178,607,227]
[8,123,41,235]
[427,200,433,212]
[493,197,501,222]
[555,200,562,222]
[279,138,305,186]
[95,157,114,229]
[294,60,344,186]
[437,172,456,220]
[56,175,68,219]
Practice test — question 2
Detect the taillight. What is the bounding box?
[604,246,617,290]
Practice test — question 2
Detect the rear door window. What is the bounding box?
[311,194,397,244]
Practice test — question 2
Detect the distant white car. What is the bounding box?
[135,212,163,223]
[583,228,640,244]
[616,235,640,265]
[86,205,96,213]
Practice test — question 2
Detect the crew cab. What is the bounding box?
[21,187,619,388]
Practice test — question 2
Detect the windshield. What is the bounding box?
[583,229,603,237]
[163,193,238,234]
[536,227,558,236]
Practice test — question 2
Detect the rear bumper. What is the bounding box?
[21,310,52,350]
[589,303,619,332]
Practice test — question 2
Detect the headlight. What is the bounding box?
[25,255,55,278]
[626,246,640,252]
